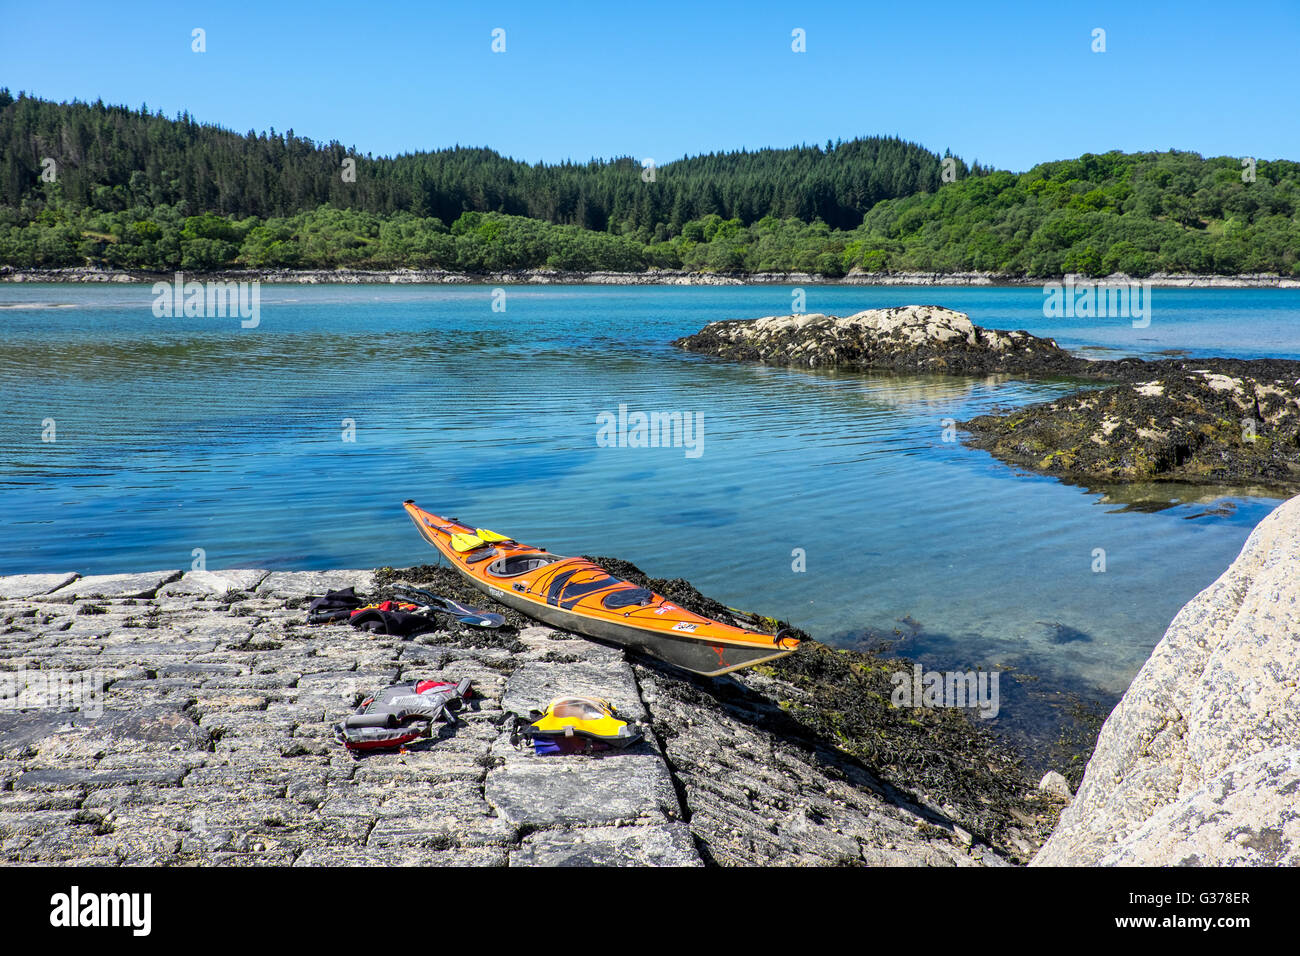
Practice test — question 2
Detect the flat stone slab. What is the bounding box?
[294,845,506,867]
[41,570,182,601]
[512,626,626,662]
[486,754,680,827]
[0,712,81,757]
[160,569,270,596]
[0,573,79,600]
[502,660,646,721]
[16,766,188,790]
[0,706,210,759]
[157,662,246,679]
[363,779,517,848]
[256,570,375,599]
[97,640,218,657]
[512,823,702,866]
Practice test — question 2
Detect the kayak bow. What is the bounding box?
[402,500,799,677]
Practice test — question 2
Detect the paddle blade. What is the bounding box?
[450,533,486,552]
[459,613,505,629]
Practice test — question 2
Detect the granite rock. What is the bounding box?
[1034,494,1300,866]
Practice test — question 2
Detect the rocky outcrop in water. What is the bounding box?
[675,306,1093,376]
[677,306,1300,492]
[0,564,1057,866]
[1033,493,1300,866]
[962,367,1300,493]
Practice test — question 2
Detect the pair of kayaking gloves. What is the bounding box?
[306,586,504,637]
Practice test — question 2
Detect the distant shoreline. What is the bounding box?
[3,266,1299,288]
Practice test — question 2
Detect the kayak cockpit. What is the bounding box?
[601,587,654,609]
[487,553,567,577]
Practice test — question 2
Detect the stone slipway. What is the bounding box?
[0,568,1009,867]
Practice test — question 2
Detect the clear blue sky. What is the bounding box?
[3,0,1297,170]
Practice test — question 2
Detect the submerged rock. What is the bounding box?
[1033,493,1300,866]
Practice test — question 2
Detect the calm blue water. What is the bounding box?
[1,284,1296,701]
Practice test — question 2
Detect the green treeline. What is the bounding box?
[1,91,1298,277]
[0,92,962,232]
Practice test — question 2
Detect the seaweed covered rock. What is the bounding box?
[962,368,1300,492]
[587,555,1058,862]
[1033,493,1300,866]
[676,304,1300,494]
[675,305,1092,376]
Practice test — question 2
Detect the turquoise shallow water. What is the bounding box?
[1,283,1296,705]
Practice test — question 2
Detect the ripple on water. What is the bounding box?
[0,284,1293,728]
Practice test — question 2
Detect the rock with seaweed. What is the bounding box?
[586,555,1062,862]
[675,305,1092,377]
[962,367,1300,493]
[675,306,1300,493]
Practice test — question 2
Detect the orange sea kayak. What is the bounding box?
[402,501,799,677]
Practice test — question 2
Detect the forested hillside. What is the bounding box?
[1,91,1297,276]
[0,92,962,231]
